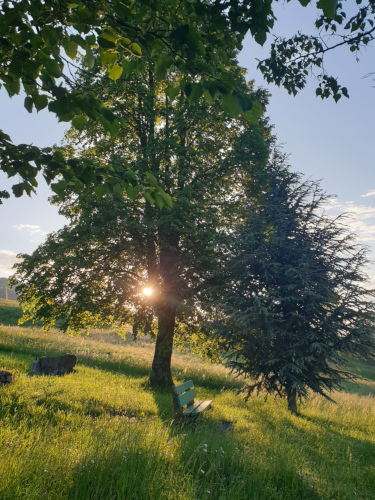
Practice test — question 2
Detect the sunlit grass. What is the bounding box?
[0,324,374,500]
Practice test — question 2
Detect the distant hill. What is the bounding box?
[0,277,18,301]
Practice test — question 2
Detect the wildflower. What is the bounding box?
[207,491,211,494]
[91,460,95,463]
[44,470,48,473]
[201,470,205,474]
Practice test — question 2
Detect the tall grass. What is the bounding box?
[0,325,374,500]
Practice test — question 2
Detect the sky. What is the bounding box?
[1,1,375,285]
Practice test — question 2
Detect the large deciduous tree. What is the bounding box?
[212,150,375,414]
[11,63,270,387]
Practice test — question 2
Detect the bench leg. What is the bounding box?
[171,386,184,421]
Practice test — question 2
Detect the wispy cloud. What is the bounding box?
[325,199,375,243]
[361,189,375,198]
[325,198,375,289]
[13,224,47,243]
[0,250,19,278]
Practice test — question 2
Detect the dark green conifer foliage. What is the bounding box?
[213,150,375,413]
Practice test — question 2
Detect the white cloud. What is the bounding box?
[325,199,375,243]
[325,199,375,288]
[13,224,47,243]
[361,189,375,198]
[0,250,20,278]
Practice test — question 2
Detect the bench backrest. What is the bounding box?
[173,380,197,408]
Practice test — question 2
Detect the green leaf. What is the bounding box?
[12,183,24,198]
[85,34,96,46]
[317,0,338,20]
[165,85,180,101]
[100,108,116,124]
[63,38,78,60]
[53,150,65,163]
[129,43,142,57]
[203,90,215,105]
[44,58,62,78]
[99,117,120,137]
[154,193,164,209]
[108,64,123,81]
[126,184,140,201]
[144,190,155,205]
[112,183,123,196]
[161,191,172,207]
[50,180,67,197]
[155,55,173,81]
[122,58,136,77]
[221,93,242,118]
[72,115,87,131]
[243,101,263,123]
[254,29,267,46]
[145,173,158,188]
[187,82,204,105]
[3,75,20,96]
[94,184,111,197]
[85,47,95,69]
[98,34,117,49]
[100,50,117,66]
[24,96,33,113]
[34,94,48,112]
[298,0,311,6]
[170,24,189,44]
[48,98,70,118]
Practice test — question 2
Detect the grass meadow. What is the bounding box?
[0,307,374,499]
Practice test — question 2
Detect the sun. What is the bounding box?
[142,287,153,296]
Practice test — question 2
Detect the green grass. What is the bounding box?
[0,299,42,327]
[0,325,374,500]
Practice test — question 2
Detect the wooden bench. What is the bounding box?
[171,380,212,418]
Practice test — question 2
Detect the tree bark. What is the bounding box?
[149,303,176,387]
[287,387,298,415]
[149,224,180,388]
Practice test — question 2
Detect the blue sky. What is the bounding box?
[1,2,375,285]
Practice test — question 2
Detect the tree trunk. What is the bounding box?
[149,222,180,388]
[287,387,298,415]
[149,304,176,387]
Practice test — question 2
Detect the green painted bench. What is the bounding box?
[171,380,212,418]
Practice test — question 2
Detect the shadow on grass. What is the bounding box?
[64,415,323,500]
[340,378,375,397]
[0,346,152,380]
[244,403,375,498]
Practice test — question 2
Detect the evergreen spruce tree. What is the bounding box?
[213,150,375,413]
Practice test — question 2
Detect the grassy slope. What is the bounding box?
[0,299,42,327]
[0,325,374,500]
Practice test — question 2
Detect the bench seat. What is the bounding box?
[182,399,212,416]
[171,380,212,418]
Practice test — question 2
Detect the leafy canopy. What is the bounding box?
[1,0,368,203]
[10,61,270,384]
